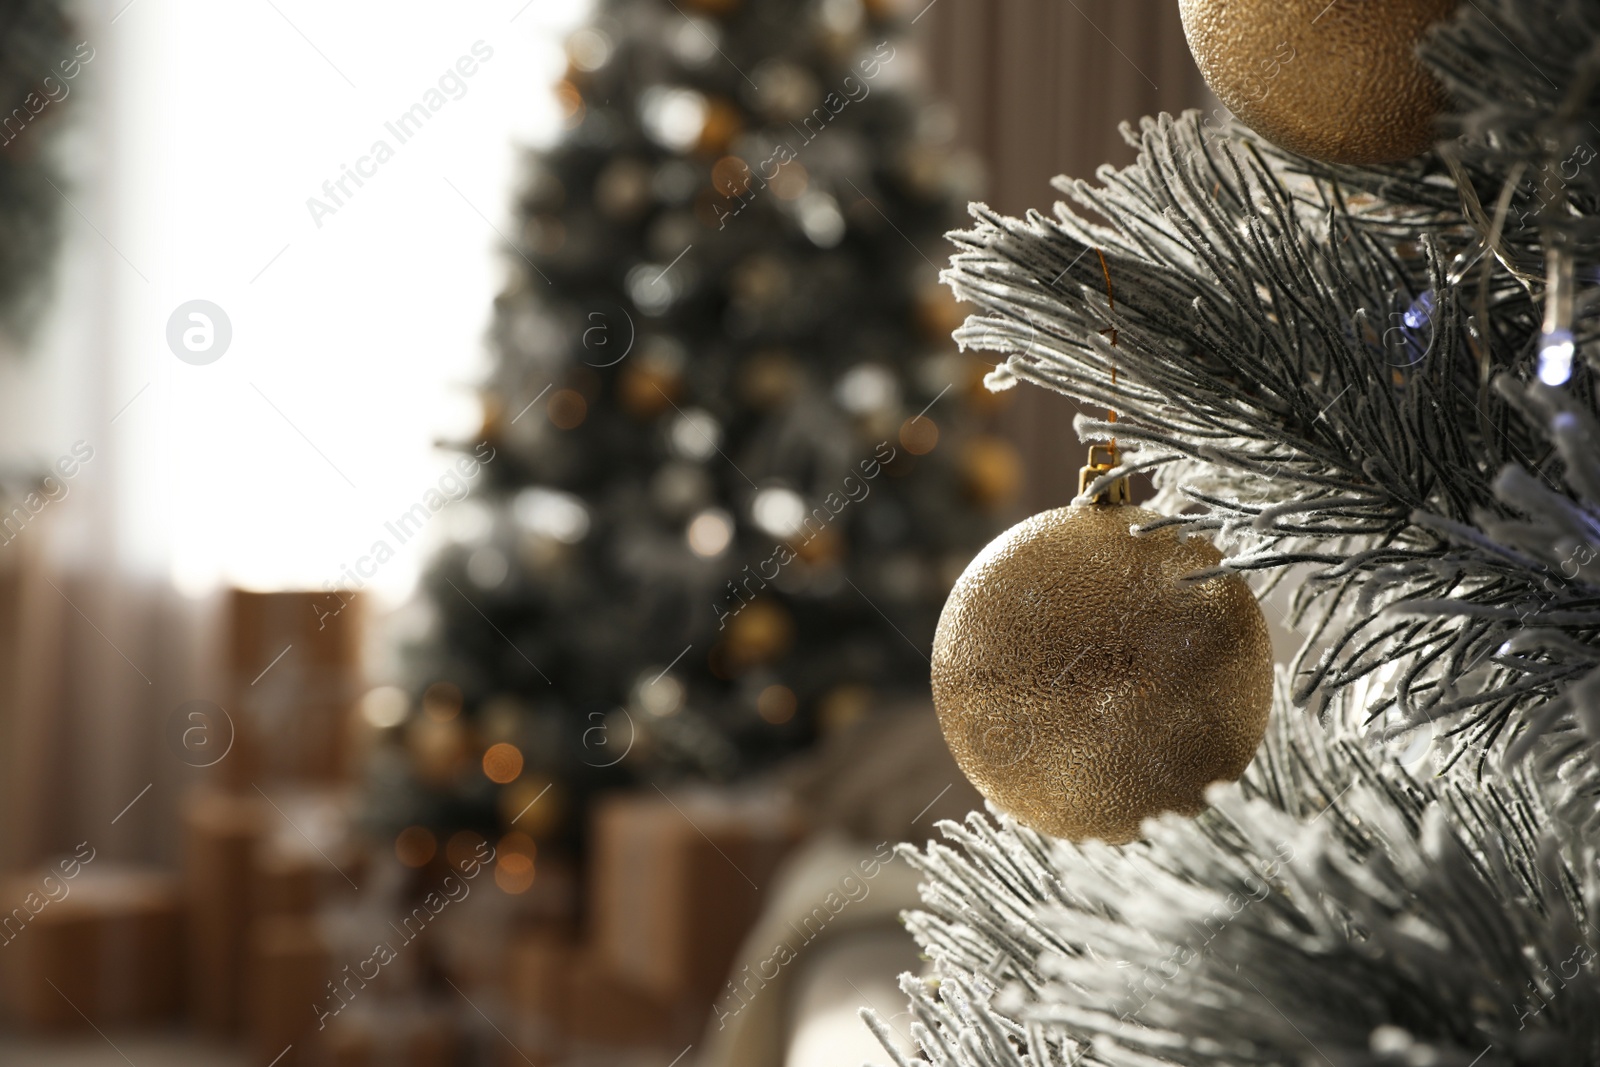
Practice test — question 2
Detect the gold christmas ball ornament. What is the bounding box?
[1178,0,1459,164]
[932,499,1273,844]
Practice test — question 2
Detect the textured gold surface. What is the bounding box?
[1179,0,1458,164]
[932,506,1273,844]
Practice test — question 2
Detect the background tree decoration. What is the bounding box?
[372,0,1008,855]
[1178,0,1458,164]
[932,491,1273,844]
[0,0,75,344]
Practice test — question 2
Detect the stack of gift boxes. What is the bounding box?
[504,792,803,1064]
[184,591,364,1065]
[0,586,805,1066]
[0,590,367,1065]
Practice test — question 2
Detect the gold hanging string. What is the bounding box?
[1080,248,1131,504]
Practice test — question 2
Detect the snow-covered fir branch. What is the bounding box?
[941,0,1600,788]
[873,1,1600,1064]
[869,697,1600,1066]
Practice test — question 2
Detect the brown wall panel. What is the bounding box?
[922,0,1209,514]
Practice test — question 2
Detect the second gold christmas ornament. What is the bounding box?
[1179,0,1459,164]
[931,454,1273,844]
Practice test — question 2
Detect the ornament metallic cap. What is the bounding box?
[1077,443,1131,505]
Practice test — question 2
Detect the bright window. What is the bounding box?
[101,0,590,598]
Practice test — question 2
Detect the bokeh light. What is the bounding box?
[395,825,437,868]
[482,742,525,784]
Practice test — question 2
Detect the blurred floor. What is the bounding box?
[0,1031,247,1066]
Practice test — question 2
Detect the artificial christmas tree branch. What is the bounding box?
[940,0,1600,788]
[871,698,1600,1067]
[872,0,1600,1063]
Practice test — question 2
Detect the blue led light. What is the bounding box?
[1539,328,1575,386]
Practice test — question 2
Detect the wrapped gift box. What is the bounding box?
[0,865,181,1028]
[254,841,320,918]
[184,786,267,1033]
[503,931,575,1058]
[589,790,803,1005]
[325,1000,461,1067]
[226,589,365,786]
[564,947,688,1052]
[249,914,331,1066]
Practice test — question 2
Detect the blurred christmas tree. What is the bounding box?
[0,0,74,343]
[373,0,1012,851]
